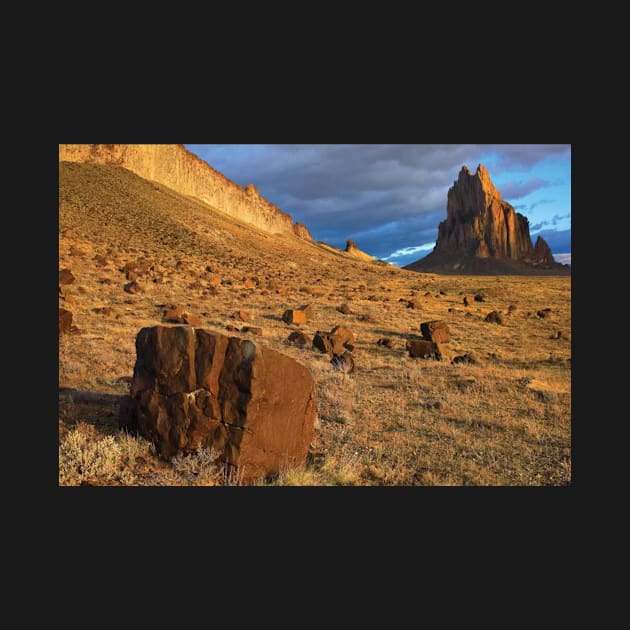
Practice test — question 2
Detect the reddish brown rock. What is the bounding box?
[463,296,471,306]
[484,311,503,324]
[183,313,203,327]
[330,326,355,346]
[59,269,75,285]
[233,310,250,322]
[92,306,114,318]
[299,304,315,320]
[288,331,312,347]
[331,351,355,374]
[420,320,450,343]
[125,281,142,294]
[164,305,185,322]
[376,337,394,349]
[406,340,442,360]
[537,308,552,318]
[59,308,73,335]
[124,326,316,482]
[282,309,307,325]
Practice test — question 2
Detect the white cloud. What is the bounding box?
[383,242,435,260]
[553,252,571,265]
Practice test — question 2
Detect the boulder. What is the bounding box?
[282,309,307,325]
[331,352,355,374]
[484,311,503,324]
[125,281,142,294]
[59,269,75,285]
[124,326,316,482]
[420,320,450,343]
[376,337,394,349]
[233,310,250,322]
[406,340,442,360]
[59,308,73,335]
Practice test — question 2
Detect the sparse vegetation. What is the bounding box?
[58,161,571,486]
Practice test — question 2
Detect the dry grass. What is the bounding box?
[58,162,571,486]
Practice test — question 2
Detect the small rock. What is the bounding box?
[225,325,240,332]
[331,351,355,374]
[550,330,563,340]
[376,337,394,349]
[233,310,250,322]
[183,313,202,327]
[420,320,450,343]
[484,311,503,324]
[406,300,419,309]
[452,353,478,365]
[537,308,552,319]
[474,294,486,302]
[124,281,142,294]
[59,269,75,285]
[92,306,114,318]
[406,340,442,360]
[337,303,352,315]
[59,308,73,335]
[463,296,471,306]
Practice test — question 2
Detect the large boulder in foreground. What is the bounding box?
[123,326,316,482]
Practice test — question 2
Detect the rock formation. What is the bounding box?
[405,164,569,275]
[58,144,313,240]
[122,326,316,482]
[344,239,375,261]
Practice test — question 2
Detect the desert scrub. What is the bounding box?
[59,425,146,485]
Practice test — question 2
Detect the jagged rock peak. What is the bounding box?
[345,239,358,252]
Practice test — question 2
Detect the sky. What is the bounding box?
[185,144,571,268]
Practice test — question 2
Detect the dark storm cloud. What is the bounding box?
[185,144,570,262]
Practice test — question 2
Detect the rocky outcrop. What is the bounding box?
[59,144,313,240]
[405,164,569,275]
[344,239,375,261]
[122,326,316,482]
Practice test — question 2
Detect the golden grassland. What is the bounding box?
[58,162,571,486]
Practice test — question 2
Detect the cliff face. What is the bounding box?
[405,164,569,275]
[58,144,312,240]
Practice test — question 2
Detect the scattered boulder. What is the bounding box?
[337,303,352,315]
[484,311,503,324]
[474,294,486,302]
[376,337,394,349]
[406,300,419,309]
[288,331,312,348]
[282,309,307,325]
[452,353,478,365]
[537,308,552,319]
[183,313,203,327]
[331,351,355,373]
[406,340,442,360]
[233,310,250,322]
[123,326,316,482]
[124,281,142,294]
[163,305,185,322]
[59,269,75,285]
[59,308,73,335]
[92,306,115,318]
[312,326,355,357]
[463,296,471,306]
[420,320,450,343]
